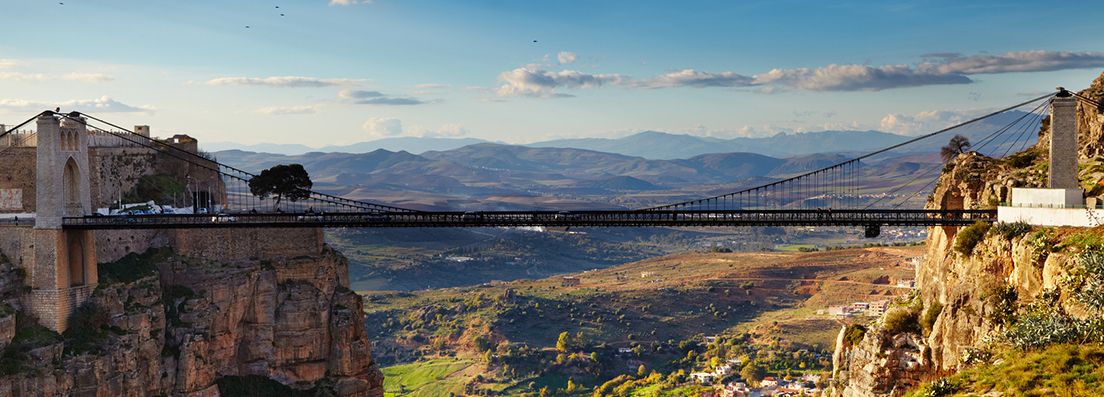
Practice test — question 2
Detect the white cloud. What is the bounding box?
[413,83,449,95]
[496,65,625,97]
[360,117,469,139]
[338,89,430,105]
[752,64,971,91]
[0,71,114,82]
[637,69,755,88]
[339,89,384,99]
[362,117,404,139]
[60,73,114,83]
[330,0,372,5]
[426,123,468,138]
[256,105,319,115]
[920,50,1104,75]
[206,76,362,87]
[0,59,17,69]
[557,51,577,65]
[879,110,975,135]
[64,96,151,113]
[494,49,1104,96]
[0,96,150,113]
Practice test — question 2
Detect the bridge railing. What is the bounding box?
[61,209,996,229]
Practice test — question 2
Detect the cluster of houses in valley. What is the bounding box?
[688,357,742,385]
[823,300,890,317]
[715,374,825,396]
[686,357,826,397]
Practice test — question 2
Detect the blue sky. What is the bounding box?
[0,0,1102,147]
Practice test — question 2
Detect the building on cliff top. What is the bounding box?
[999,89,1103,227]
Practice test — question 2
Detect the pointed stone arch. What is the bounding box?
[63,156,81,216]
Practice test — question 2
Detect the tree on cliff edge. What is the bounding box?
[248,164,313,210]
[941,134,971,163]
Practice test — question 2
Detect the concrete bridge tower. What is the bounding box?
[1050,89,1078,189]
[29,112,98,332]
[998,88,1090,226]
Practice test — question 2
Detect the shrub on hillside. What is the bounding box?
[984,285,1018,326]
[1063,232,1104,252]
[954,221,991,256]
[883,306,921,335]
[1004,150,1038,169]
[922,378,961,397]
[1004,308,1081,349]
[844,324,867,347]
[1069,250,1104,312]
[1026,229,1057,265]
[920,302,943,337]
[990,221,1032,239]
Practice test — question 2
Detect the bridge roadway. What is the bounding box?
[59,209,995,229]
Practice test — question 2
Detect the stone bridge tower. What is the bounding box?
[29,112,98,332]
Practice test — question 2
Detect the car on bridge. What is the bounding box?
[210,214,237,223]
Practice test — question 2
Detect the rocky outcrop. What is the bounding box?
[1078,72,1104,160]
[0,246,384,396]
[833,71,1104,396]
[836,328,929,397]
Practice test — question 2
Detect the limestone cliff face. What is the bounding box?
[832,71,1104,396]
[0,246,384,397]
[1078,72,1104,160]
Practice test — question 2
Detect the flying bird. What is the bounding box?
[280,13,285,16]
[58,2,63,5]
[245,25,251,29]
[532,40,538,43]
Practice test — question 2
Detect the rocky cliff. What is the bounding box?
[832,71,1104,396]
[0,245,384,396]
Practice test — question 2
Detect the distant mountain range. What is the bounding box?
[202,137,488,155]
[210,109,1038,209]
[204,109,1035,159]
[214,141,941,211]
[527,111,1037,159]
[528,130,905,159]
[203,130,899,158]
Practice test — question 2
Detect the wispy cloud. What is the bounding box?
[636,69,755,88]
[0,96,150,113]
[206,76,362,87]
[362,117,403,138]
[879,109,977,135]
[61,73,115,83]
[256,105,320,115]
[752,64,971,91]
[920,50,1104,74]
[496,65,625,97]
[361,116,468,139]
[0,59,17,69]
[496,50,1104,96]
[0,72,114,83]
[338,89,431,105]
[557,51,577,65]
[330,0,373,5]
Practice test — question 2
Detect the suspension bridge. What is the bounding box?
[1,90,1088,234]
[2,88,1095,333]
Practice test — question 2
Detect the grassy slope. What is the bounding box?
[383,358,478,397]
[366,246,919,395]
[907,344,1104,397]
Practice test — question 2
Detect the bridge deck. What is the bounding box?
[60,209,995,229]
